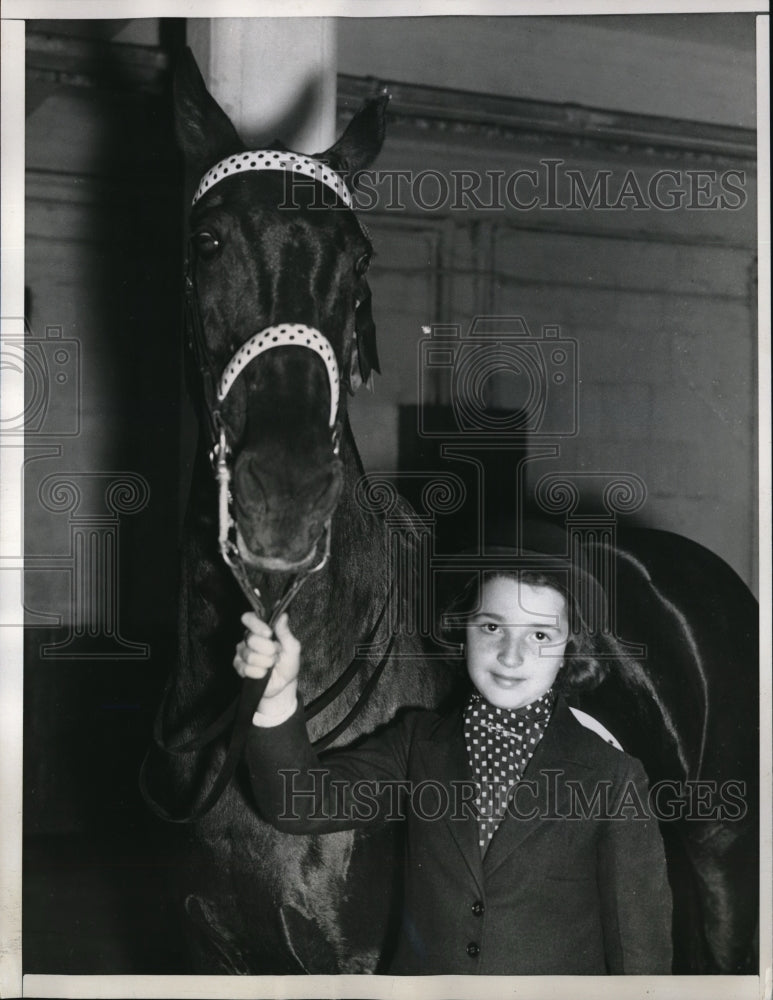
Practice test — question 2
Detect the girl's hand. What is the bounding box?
[234,612,300,719]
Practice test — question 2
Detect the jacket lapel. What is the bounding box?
[414,708,485,895]
[482,697,588,878]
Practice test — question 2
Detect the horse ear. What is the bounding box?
[173,47,243,172]
[316,94,389,186]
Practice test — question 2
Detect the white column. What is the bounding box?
[187,18,337,154]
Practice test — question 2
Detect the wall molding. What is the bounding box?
[25,30,756,166]
[338,74,756,166]
[25,31,170,113]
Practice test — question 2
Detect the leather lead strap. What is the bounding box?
[140,673,271,824]
[310,633,396,753]
[140,576,395,822]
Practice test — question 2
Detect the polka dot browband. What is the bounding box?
[217,324,340,429]
[192,150,354,209]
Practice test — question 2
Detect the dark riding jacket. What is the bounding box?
[246,695,673,975]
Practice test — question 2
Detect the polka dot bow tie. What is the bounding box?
[463,690,554,854]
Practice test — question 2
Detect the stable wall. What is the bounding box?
[338,15,758,591]
[337,14,756,127]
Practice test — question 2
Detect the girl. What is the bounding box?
[235,562,673,975]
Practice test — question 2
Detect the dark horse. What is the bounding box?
[140,51,456,973]
[143,50,758,976]
[577,528,758,973]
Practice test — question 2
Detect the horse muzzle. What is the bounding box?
[232,453,343,573]
[235,526,329,574]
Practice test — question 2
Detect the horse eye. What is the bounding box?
[194,231,222,259]
[355,253,371,278]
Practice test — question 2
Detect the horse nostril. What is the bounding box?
[311,462,343,516]
[248,454,265,485]
[233,453,266,501]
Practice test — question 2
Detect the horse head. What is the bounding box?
[174,50,386,573]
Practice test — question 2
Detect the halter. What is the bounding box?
[212,322,342,614]
[189,151,353,619]
[218,323,339,422]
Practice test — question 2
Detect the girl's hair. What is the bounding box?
[440,568,610,694]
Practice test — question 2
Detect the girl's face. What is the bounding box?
[465,576,569,710]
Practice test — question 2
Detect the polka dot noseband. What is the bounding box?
[192,150,354,210]
[217,323,339,429]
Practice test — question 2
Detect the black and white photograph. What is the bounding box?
[0,3,770,998]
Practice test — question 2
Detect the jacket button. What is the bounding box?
[471,900,484,916]
[466,942,480,957]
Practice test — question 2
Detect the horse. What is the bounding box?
[576,527,758,973]
[140,48,457,974]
